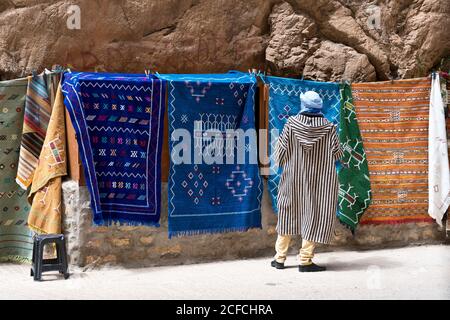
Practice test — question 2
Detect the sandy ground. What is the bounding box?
[1,244,449,300]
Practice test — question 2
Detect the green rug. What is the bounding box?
[337,83,371,231]
[0,78,33,263]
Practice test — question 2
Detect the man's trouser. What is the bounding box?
[274,235,316,266]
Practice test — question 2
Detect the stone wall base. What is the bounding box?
[62,180,446,268]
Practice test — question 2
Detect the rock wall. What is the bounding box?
[0,0,449,81]
[1,0,448,267]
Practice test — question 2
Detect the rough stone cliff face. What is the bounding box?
[0,0,449,81]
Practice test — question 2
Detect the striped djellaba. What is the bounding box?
[275,114,344,244]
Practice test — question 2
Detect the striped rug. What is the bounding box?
[352,78,434,225]
[16,72,60,190]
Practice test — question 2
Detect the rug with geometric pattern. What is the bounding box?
[264,76,341,213]
[0,78,33,262]
[352,78,434,225]
[161,72,263,238]
[62,72,166,226]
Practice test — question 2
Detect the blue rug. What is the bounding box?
[62,72,166,226]
[264,76,341,213]
[159,72,263,237]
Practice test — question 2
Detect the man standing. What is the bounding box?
[271,91,343,272]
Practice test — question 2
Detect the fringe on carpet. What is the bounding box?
[93,217,160,228]
[168,226,261,239]
[0,256,31,264]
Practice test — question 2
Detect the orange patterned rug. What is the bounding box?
[352,78,434,225]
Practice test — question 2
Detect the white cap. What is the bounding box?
[300,91,323,110]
